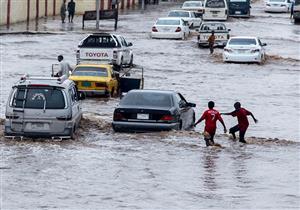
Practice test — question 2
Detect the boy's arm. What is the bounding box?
[250,112,258,123]
[194,112,205,126]
[218,115,227,133]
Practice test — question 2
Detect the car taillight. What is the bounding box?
[57,116,72,120]
[175,27,181,32]
[251,49,260,53]
[95,82,108,88]
[114,112,125,121]
[152,26,158,32]
[224,48,232,52]
[160,115,174,121]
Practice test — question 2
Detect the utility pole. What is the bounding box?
[142,0,145,10]
[96,0,100,29]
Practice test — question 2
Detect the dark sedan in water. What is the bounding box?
[112,90,196,132]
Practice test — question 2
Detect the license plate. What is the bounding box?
[235,11,241,14]
[137,114,149,120]
[82,81,91,87]
[30,123,49,130]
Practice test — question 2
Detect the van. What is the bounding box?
[4,75,83,139]
[203,0,228,20]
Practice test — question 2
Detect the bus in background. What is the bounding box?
[293,0,300,23]
[203,0,228,21]
[228,0,251,17]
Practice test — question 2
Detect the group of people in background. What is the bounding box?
[194,101,257,146]
[60,0,76,23]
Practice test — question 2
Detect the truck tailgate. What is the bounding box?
[79,48,113,61]
[200,32,228,41]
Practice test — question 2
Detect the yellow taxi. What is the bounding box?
[69,64,118,96]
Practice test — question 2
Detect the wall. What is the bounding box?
[0,0,139,27]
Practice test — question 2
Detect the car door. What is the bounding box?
[69,85,81,127]
[120,36,130,64]
[176,93,194,129]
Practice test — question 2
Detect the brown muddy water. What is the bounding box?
[0,1,300,209]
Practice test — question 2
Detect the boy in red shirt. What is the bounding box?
[194,101,227,146]
[222,102,258,143]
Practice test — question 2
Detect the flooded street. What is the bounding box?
[1,1,300,209]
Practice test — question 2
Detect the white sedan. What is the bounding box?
[151,17,190,40]
[265,0,292,12]
[181,1,204,17]
[223,37,267,64]
[167,10,202,28]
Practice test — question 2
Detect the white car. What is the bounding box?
[265,0,292,12]
[76,33,133,67]
[151,17,190,40]
[223,37,267,63]
[181,1,205,17]
[167,10,202,28]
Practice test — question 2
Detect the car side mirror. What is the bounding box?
[262,43,267,46]
[187,102,196,107]
[228,28,231,31]
[127,42,133,47]
[78,91,86,100]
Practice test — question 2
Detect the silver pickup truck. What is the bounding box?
[197,22,231,48]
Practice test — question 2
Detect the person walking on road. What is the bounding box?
[57,55,73,77]
[68,0,76,23]
[208,31,216,54]
[60,0,67,23]
[222,102,258,144]
[194,101,227,147]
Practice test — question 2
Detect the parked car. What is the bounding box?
[69,64,118,97]
[265,0,292,12]
[203,0,228,20]
[223,36,267,63]
[197,22,230,47]
[167,10,202,28]
[76,33,133,67]
[112,90,196,132]
[181,1,205,17]
[4,75,83,139]
[151,17,190,40]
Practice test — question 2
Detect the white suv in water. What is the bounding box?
[5,75,83,139]
[76,33,134,67]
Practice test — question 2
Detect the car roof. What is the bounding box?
[230,36,257,39]
[201,22,226,25]
[75,64,112,69]
[14,75,73,88]
[128,89,176,95]
[169,10,191,13]
[183,0,202,2]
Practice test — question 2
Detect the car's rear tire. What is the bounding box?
[70,126,76,140]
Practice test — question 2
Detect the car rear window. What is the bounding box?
[81,35,117,48]
[201,23,226,30]
[229,38,257,45]
[205,0,226,8]
[72,66,108,77]
[12,87,66,109]
[168,11,190,17]
[120,92,173,108]
[183,2,202,7]
[269,0,285,2]
[156,19,181,25]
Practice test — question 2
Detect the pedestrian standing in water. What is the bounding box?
[222,102,258,144]
[194,101,227,147]
[68,0,76,23]
[60,0,67,23]
[57,55,73,77]
[207,30,215,54]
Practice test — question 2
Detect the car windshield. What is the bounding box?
[156,19,180,25]
[12,87,66,109]
[81,35,117,48]
[168,11,190,17]
[120,92,173,108]
[205,0,226,8]
[72,66,108,77]
[183,2,202,7]
[201,23,226,30]
[229,38,257,45]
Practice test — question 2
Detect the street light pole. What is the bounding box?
[96,0,100,29]
[142,0,145,10]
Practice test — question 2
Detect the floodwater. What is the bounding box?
[0,1,300,209]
